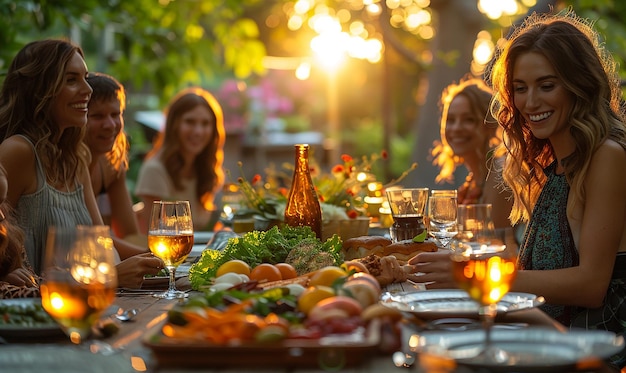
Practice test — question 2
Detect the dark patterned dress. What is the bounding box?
[517,161,578,324]
[518,161,626,368]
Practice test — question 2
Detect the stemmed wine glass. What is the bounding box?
[40,225,118,345]
[449,207,517,363]
[428,190,458,247]
[456,204,500,245]
[148,200,194,299]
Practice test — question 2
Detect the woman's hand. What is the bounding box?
[2,267,38,287]
[115,252,164,289]
[407,251,457,289]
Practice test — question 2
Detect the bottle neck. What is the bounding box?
[294,145,309,173]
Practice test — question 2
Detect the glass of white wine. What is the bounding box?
[148,200,194,299]
[449,209,517,363]
[40,225,118,345]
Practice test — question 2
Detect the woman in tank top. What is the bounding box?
[135,87,226,233]
[0,39,163,288]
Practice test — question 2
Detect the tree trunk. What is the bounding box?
[404,0,559,190]
[404,0,487,190]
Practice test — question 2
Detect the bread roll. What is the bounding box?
[342,236,392,260]
[342,236,438,261]
[384,239,438,261]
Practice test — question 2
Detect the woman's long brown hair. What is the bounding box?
[146,87,225,210]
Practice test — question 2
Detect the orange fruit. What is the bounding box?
[297,285,335,315]
[249,263,282,283]
[275,263,297,280]
[309,266,348,287]
[216,259,251,277]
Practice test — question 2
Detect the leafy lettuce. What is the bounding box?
[188,225,343,290]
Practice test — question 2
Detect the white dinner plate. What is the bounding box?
[0,298,63,339]
[0,345,133,373]
[380,289,544,318]
[412,327,624,372]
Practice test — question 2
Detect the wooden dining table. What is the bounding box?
[0,282,618,372]
[0,232,619,372]
[76,280,614,373]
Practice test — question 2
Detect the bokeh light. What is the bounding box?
[270,0,534,78]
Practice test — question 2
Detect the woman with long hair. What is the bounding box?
[409,10,626,368]
[431,76,512,229]
[135,87,226,232]
[0,39,162,288]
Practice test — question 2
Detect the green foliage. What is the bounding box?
[567,0,626,82]
[389,134,415,179]
[0,0,267,103]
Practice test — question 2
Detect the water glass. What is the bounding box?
[428,190,458,247]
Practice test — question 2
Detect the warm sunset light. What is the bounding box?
[289,0,534,78]
[5,1,624,370]
[478,0,519,19]
[311,30,348,71]
[295,61,311,80]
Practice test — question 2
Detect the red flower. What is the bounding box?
[252,174,262,184]
[278,187,288,197]
[381,150,388,160]
[332,165,344,173]
[346,209,359,219]
[341,154,352,163]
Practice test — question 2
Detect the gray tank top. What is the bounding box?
[15,135,92,274]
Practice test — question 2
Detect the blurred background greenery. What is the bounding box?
[0,0,624,194]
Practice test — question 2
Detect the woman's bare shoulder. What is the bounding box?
[583,139,626,192]
[0,136,37,202]
[590,139,626,169]
[99,155,124,184]
[0,136,36,170]
[0,135,34,154]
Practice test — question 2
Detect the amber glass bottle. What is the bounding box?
[284,144,322,239]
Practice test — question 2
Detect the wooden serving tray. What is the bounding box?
[143,318,381,369]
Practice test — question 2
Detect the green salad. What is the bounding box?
[188,225,343,290]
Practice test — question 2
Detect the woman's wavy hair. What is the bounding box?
[86,72,129,174]
[490,8,626,224]
[431,76,501,184]
[0,39,90,186]
[147,87,225,210]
